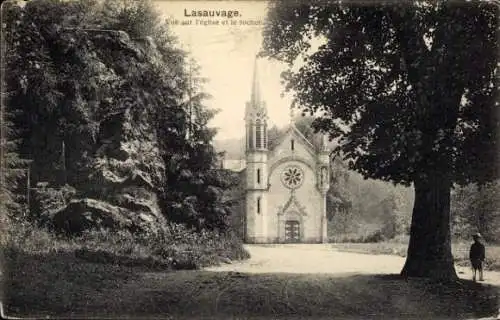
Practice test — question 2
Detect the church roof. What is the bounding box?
[268,123,318,155]
[219,123,323,171]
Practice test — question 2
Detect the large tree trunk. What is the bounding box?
[401,172,457,281]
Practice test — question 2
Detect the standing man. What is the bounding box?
[469,232,486,281]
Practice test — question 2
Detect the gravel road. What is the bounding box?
[207,244,500,286]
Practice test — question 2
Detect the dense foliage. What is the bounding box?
[263,1,497,185]
[2,0,236,233]
[262,0,498,279]
[451,180,500,243]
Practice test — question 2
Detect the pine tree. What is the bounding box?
[1,2,32,228]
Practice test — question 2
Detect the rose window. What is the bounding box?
[281,166,304,189]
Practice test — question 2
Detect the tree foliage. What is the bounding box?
[262,0,498,279]
[263,1,498,185]
[3,0,234,232]
[1,2,33,221]
[451,180,500,243]
[0,110,28,220]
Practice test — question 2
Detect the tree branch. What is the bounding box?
[388,6,431,88]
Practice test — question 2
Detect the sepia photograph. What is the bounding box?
[0,0,499,319]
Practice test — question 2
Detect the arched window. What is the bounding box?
[256,119,262,148]
[257,197,261,214]
[248,125,254,149]
[257,168,261,184]
[263,124,267,149]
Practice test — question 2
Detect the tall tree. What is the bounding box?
[262,1,498,279]
[4,0,234,233]
[1,1,36,222]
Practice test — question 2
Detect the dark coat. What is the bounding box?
[470,242,485,261]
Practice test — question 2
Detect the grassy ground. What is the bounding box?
[0,220,250,317]
[2,224,499,319]
[1,220,250,270]
[2,242,499,319]
[330,238,500,271]
[2,249,499,319]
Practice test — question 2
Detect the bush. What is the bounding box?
[149,223,250,269]
[362,230,385,243]
[2,219,250,271]
[3,219,77,254]
[329,223,388,243]
[30,184,76,227]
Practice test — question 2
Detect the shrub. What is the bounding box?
[3,219,75,254]
[3,218,250,272]
[149,223,250,269]
[329,222,388,243]
[30,184,76,227]
[362,230,385,243]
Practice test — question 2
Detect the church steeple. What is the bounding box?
[245,56,268,152]
[250,57,261,106]
[244,57,269,244]
[321,133,329,152]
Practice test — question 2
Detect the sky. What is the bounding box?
[154,1,293,140]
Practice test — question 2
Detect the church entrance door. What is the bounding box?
[285,220,300,243]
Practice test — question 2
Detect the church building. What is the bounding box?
[234,60,331,243]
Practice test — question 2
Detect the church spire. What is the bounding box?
[250,56,261,105]
[245,55,268,152]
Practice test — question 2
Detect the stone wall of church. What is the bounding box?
[245,190,272,243]
[242,125,328,243]
[226,170,246,238]
[266,160,324,243]
[245,151,268,189]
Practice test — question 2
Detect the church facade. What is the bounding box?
[239,61,330,244]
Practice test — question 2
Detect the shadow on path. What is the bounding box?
[2,250,499,319]
[110,271,499,319]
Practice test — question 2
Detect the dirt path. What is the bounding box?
[207,244,500,286]
[6,244,500,319]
